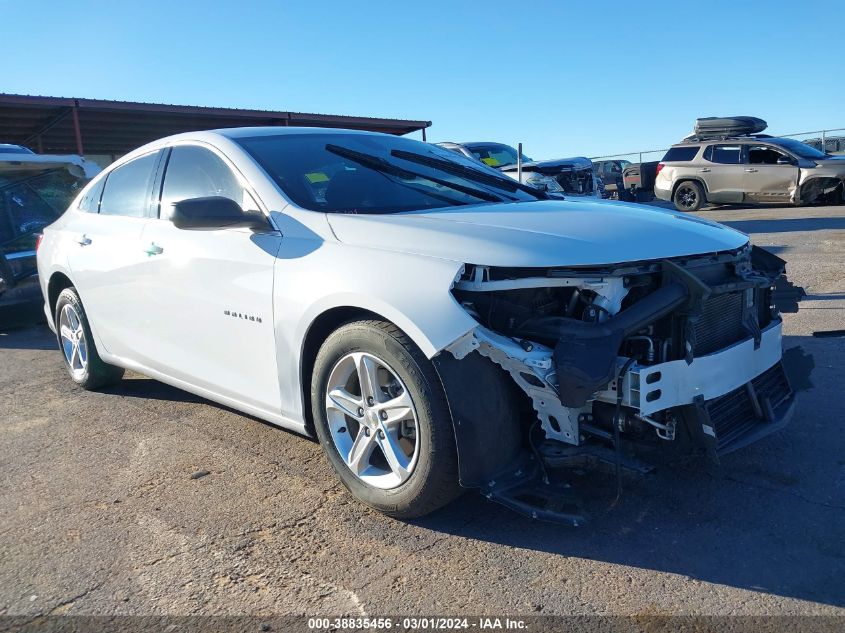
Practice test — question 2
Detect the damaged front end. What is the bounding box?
[503,157,601,198]
[434,245,803,523]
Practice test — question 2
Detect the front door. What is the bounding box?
[742,144,800,203]
[134,144,282,413]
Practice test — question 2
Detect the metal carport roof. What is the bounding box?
[0,93,432,156]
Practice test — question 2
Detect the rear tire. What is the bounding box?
[673,181,705,212]
[311,319,461,519]
[55,287,124,390]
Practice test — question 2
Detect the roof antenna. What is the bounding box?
[517,142,523,182]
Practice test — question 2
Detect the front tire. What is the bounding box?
[673,180,705,212]
[311,320,460,518]
[55,287,124,389]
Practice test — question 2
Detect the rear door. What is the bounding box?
[701,144,745,203]
[64,151,161,358]
[133,144,282,412]
[742,144,800,202]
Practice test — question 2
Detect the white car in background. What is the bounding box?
[37,128,796,521]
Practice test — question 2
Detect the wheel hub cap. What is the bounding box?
[59,304,88,379]
[325,352,421,489]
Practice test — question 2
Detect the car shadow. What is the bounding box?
[0,324,55,349]
[413,334,843,608]
[97,374,316,441]
[719,216,845,234]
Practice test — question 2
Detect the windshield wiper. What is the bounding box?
[325,145,505,203]
[389,149,549,200]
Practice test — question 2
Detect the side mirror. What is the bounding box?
[776,156,793,165]
[170,196,269,231]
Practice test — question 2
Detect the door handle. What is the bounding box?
[699,168,711,172]
[76,235,92,246]
[144,243,164,256]
[745,168,758,173]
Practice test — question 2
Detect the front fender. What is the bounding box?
[273,241,476,422]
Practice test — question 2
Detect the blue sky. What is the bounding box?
[2,0,843,160]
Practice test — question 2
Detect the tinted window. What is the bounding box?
[160,145,254,218]
[100,152,158,217]
[662,147,698,162]
[236,133,541,215]
[747,145,792,165]
[706,145,742,164]
[1,183,58,243]
[78,177,105,212]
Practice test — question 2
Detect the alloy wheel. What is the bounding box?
[59,304,88,379]
[678,186,698,209]
[325,352,421,489]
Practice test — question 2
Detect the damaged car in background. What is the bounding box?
[38,128,801,524]
[437,141,604,198]
[1,144,99,323]
[655,117,845,212]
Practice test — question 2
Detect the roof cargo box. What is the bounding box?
[693,116,767,139]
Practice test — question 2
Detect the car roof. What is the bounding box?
[111,127,401,167]
[671,134,781,147]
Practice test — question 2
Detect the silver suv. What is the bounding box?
[654,136,845,211]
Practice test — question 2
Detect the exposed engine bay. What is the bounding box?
[436,244,802,522]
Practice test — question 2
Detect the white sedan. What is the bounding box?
[37,128,795,520]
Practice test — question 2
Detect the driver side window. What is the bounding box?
[160,145,258,219]
[747,145,792,165]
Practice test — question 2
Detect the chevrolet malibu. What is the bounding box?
[37,128,796,521]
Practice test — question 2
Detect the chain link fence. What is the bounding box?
[590,127,845,164]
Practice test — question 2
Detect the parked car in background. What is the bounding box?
[654,117,845,212]
[437,141,603,198]
[593,159,630,197]
[38,127,796,523]
[1,145,99,322]
[621,161,659,202]
[0,143,36,155]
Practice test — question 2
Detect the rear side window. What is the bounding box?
[704,145,743,164]
[662,147,698,162]
[100,152,159,217]
[78,177,105,213]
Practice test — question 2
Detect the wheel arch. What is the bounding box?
[797,176,844,204]
[672,177,709,198]
[298,305,527,491]
[47,271,74,322]
[299,306,406,435]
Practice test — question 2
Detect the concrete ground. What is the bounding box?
[1,204,843,618]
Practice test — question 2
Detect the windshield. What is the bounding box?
[768,138,829,160]
[463,143,533,168]
[236,133,543,214]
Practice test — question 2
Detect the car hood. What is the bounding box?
[502,156,593,173]
[326,199,748,268]
[814,156,845,167]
